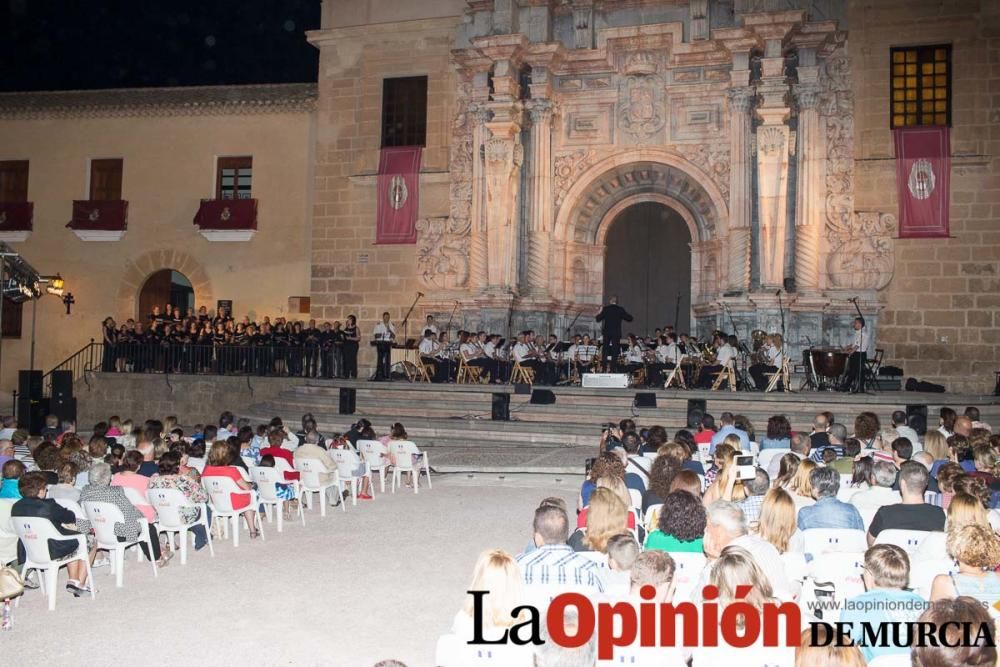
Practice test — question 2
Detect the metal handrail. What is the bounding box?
[41,338,98,397]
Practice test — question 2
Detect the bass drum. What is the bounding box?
[809,348,849,379]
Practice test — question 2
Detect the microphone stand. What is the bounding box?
[722,301,752,392]
[445,300,459,337]
[565,310,582,339]
[400,291,423,347]
[849,297,868,394]
[673,293,681,330]
[776,289,786,341]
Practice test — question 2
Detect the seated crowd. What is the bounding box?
[0,411,426,602]
[441,404,1000,666]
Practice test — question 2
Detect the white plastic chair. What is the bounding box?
[358,439,390,494]
[859,507,878,531]
[804,551,866,619]
[12,516,94,610]
[82,500,158,588]
[252,466,304,532]
[643,503,663,534]
[435,632,534,667]
[147,487,214,565]
[909,557,956,599]
[294,458,343,516]
[52,497,88,523]
[202,474,264,546]
[121,486,156,521]
[669,551,707,603]
[331,448,370,506]
[389,440,431,494]
[627,488,642,511]
[757,448,791,474]
[697,442,711,465]
[797,528,868,557]
[875,529,930,553]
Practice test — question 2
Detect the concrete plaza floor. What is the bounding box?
[1,473,581,666]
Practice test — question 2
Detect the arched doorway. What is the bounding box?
[138,269,194,319]
[603,202,691,336]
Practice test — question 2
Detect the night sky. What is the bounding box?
[0,0,321,92]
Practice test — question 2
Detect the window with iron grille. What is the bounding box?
[216,156,253,200]
[381,76,427,147]
[890,45,951,128]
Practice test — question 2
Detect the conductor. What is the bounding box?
[596,296,633,372]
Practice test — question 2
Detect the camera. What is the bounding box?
[735,454,756,481]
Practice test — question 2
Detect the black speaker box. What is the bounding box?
[339,387,357,415]
[51,370,74,399]
[51,396,77,424]
[18,396,48,436]
[18,370,42,400]
[491,393,510,421]
[634,392,657,408]
[514,383,531,395]
[530,389,556,405]
[687,398,706,416]
[906,404,929,435]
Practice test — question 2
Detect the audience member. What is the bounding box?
[760,415,792,450]
[892,410,922,452]
[849,460,901,510]
[709,412,749,454]
[929,525,1000,606]
[0,459,25,499]
[645,490,705,553]
[516,505,606,595]
[867,460,946,545]
[755,488,796,554]
[736,467,769,523]
[568,488,628,553]
[911,597,997,667]
[797,467,864,530]
[147,451,210,550]
[111,450,156,523]
[451,549,526,642]
[604,532,639,596]
[203,441,263,538]
[701,500,793,599]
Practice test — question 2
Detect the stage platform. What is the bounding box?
[241,378,1000,475]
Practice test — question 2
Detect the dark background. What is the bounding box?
[0,0,321,92]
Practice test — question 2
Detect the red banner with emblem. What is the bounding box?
[376,146,422,244]
[893,126,950,238]
[67,200,128,230]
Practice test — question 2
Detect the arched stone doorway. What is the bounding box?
[553,149,728,337]
[603,201,691,335]
[138,269,194,320]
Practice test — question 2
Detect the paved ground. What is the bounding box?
[1,473,581,666]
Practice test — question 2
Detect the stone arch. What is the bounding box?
[553,147,729,245]
[116,250,214,320]
[553,148,728,304]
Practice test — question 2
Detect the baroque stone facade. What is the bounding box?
[309,0,999,392]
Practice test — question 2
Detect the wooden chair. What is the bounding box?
[510,361,535,385]
[412,356,433,383]
[710,361,736,392]
[764,357,791,393]
[663,364,686,389]
[456,357,482,384]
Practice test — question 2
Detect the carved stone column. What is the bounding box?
[526,99,554,298]
[483,121,523,291]
[755,39,791,290]
[793,63,822,294]
[726,84,754,294]
[468,104,491,292]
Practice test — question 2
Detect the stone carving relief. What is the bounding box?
[618,75,665,141]
[818,45,855,241]
[674,144,731,201]
[826,212,896,291]
[416,216,471,290]
[484,135,524,287]
[553,148,599,208]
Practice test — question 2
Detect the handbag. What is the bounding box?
[0,566,24,600]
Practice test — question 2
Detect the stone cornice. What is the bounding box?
[307,16,462,46]
[0,83,317,121]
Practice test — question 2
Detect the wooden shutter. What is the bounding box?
[89,158,123,200]
[0,161,29,203]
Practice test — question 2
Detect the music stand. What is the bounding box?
[553,341,573,385]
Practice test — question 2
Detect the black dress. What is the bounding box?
[342,326,359,378]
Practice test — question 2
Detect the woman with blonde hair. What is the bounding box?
[452,549,526,641]
[703,445,746,505]
[788,459,817,510]
[569,487,628,553]
[914,492,991,561]
[924,430,950,472]
[795,627,866,667]
[756,488,797,554]
[576,475,637,531]
[930,524,1000,606]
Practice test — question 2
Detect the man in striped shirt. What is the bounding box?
[516,505,606,595]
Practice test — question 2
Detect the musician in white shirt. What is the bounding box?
[697,334,738,389]
[513,331,552,384]
[842,316,869,392]
[623,334,644,372]
[423,315,439,336]
[460,330,498,380]
[484,333,511,382]
[750,333,785,391]
[419,330,451,382]
[573,334,598,376]
[372,312,396,380]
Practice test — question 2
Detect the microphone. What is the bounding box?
[775,289,781,297]
[417,291,425,297]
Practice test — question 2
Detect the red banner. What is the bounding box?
[893,126,950,238]
[376,146,422,244]
[193,198,258,230]
[67,200,128,230]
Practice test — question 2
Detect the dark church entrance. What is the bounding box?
[603,202,692,337]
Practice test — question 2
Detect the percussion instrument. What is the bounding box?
[805,347,849,390]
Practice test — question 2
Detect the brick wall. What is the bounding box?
[850,0,1000,393]
[310,19,458,371]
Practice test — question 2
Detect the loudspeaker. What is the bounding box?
[491,393,510,421]
[51,396,77,424]
[338,387,356,415]
[514,383,531,395]
[18,370,42,401]
[634,392,657,408]
[18,396,47,436]
[686,398,707,429]
[530,389,556,405]
[51,370,73,399]
[783,277,796,292]
[906,404,929,435]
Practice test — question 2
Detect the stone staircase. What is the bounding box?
[240,379,1000,474]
